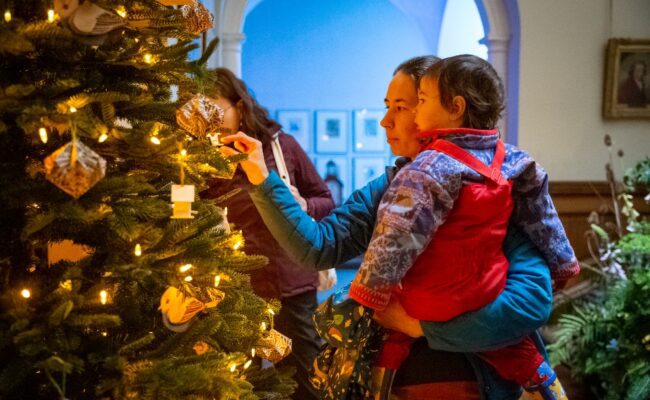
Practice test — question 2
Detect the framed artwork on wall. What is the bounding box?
[315,156,348,205]
[353,109,386,152]
[276,110,311,151]
[315,111,348,153]
[353,157,387,190]
[603,38,650,118]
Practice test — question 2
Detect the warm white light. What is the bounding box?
[20,289,31,298]
[251,348,256,358]
[180,149,187,157]
[179,263,192,273]
[233,240,242,250]
[134,38,139,43]
[99,290,108,305]
[150,136,161,145]
[184,275,193,282]
[214,275,221,287]
[4,10,11,23]
[115,6,127,18]
[39,127,48,143]
[143,53,153,64]
[69,106,77,113]
[101,331,108,337]
[98,133,108,143]
[260,322,267,331]
[47,9,55,23]
[229,363,237,373]
[134,243,142,256]
[267,308,275,316]
[243,359,252,370]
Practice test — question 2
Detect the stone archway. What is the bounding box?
[211,0,519,141]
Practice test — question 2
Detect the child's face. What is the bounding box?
[414,77,460,132]
[381,71,421,159]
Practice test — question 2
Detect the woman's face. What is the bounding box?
[381,71,421,159]
[214,96,241,135]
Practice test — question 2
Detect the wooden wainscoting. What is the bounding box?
[549,181,650,261]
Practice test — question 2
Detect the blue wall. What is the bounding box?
[242,0,432,111]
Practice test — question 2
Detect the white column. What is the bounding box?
[221,32,246,77]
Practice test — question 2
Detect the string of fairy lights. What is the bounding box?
[6,2,281,373]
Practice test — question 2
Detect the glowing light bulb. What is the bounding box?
[4,10,11,23]
[214,275,221,287]
[150,136,161,145]
[99,290,108,305]
[180,149,187,157]
[38,127,48,143]
[98,133,108,143]
[233,240,242,250]
[134,243,142,256]
[260,322,267,331]
[184,275,193,282]
[179,263,192,273]
[21,289,31,298]
[101,331,108,337]
[143,53,153,64]
[47,9,55,23]
[69,106,77,113]
[267,308,275,316]
[115,6,127,18]
[251,348,256,358]
[134,38,139,43]
[229,363,237,373]
[243,359,252,370]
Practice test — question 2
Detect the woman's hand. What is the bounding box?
[373,298,424,338]
[219,132,269,185]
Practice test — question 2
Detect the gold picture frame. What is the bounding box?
[603,38,650,118]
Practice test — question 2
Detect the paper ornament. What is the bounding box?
[44,140,106,198]
[176,94,225,139]
[54,0,80,19]
[69,1,126,35]
[171,184,195,219]
[180,1,214,35]
[255,329,292,363]
[159,286,224,332]
[156,0,195,5]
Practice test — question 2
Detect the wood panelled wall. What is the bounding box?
[549,181,650,261]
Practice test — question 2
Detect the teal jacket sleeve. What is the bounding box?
[420,227,553,352]
[249,170,389,270]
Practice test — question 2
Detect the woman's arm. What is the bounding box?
[418,227,552,352]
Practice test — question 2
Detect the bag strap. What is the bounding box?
[430,139,507,184]
[271,132,292,187]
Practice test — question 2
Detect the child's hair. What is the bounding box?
[424,54,504,130]
[394,55,441,87]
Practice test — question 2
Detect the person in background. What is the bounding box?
[199,68,334,400]
[220,56,555,399]
[618,60,647,107]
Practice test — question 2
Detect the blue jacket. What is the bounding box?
[250,166,553,400]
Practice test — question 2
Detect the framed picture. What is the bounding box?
[353,109,386,152]
[276,110,311,151]
[315,156,349,205]
[353,157,387,190]
[315,111,348,153]
[603,38,650,118]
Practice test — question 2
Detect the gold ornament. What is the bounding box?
[255,329,292,363]
[156,0,195,5]
[193,341,212,355]
[68,1,126,35]
[176,94,224,140]
[44,140,106,198]
[159,286,224,332]
[180,1,214,35]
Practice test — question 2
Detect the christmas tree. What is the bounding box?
[0,1,294,399]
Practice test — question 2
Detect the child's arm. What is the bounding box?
[349,159,461,310]
[510,156,580,288]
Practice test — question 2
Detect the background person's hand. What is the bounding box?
[219,132,269,185]
[373,298,424,338]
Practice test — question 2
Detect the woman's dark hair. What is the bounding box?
[394,55,441,87]
[425,54,504,130]
[205,68,279,143]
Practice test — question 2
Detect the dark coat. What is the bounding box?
[201,132,334,299]
[618,77,647,107]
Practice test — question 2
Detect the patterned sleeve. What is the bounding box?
[510,159,580,287]
[349,159,460,310]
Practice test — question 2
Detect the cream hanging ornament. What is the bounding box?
[68,1,126,35]
[171,184,195,219]
[44,139,106,198]
[54,0,80,19]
